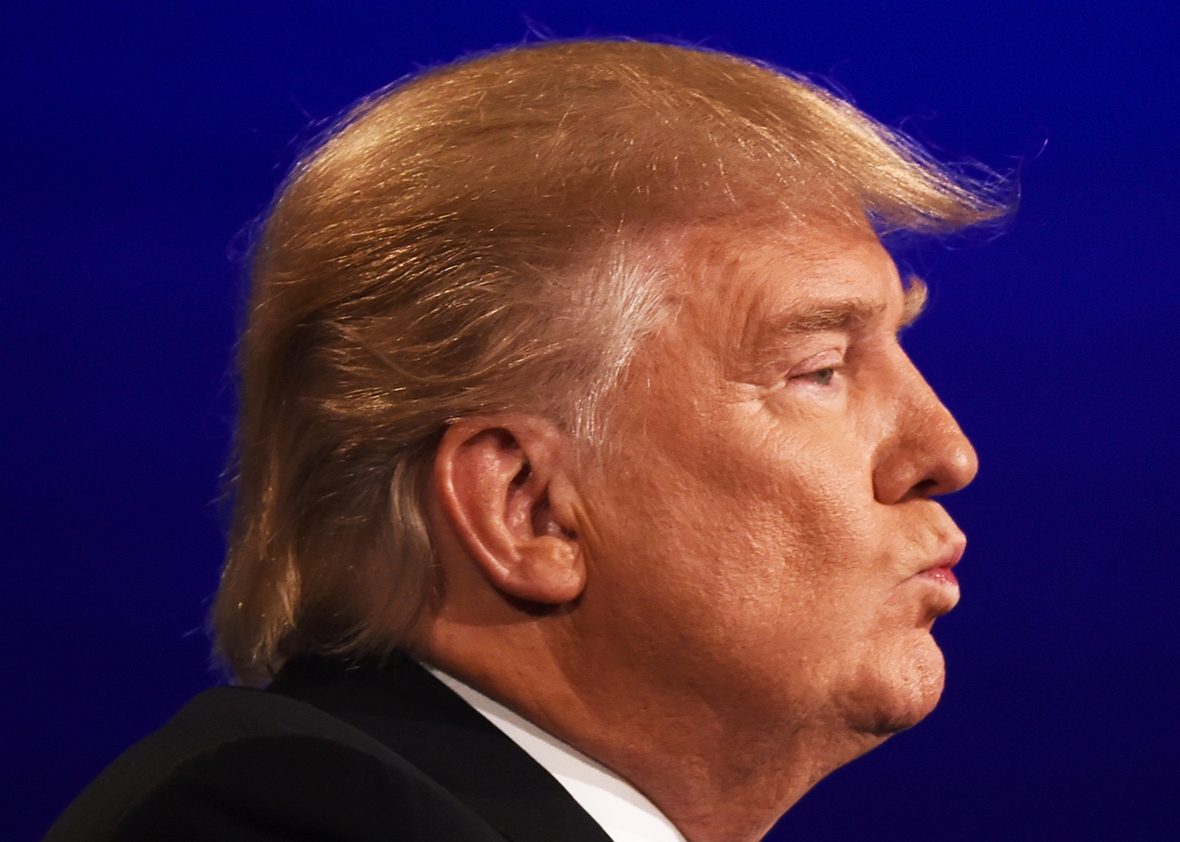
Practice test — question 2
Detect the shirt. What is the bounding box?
[428,667,689,842]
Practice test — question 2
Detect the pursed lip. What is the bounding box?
[916,540,966,586]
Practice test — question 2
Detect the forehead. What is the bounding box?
[665,218,905,355]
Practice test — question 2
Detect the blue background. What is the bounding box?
[4,2,1177,839]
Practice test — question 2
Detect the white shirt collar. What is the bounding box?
[427,667,688,842]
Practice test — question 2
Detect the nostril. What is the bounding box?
[909,478,939,498]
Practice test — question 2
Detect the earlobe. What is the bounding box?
[433,417,586,605]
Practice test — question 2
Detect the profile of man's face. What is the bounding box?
[564,216,977,754]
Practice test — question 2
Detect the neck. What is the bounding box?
[418,619,882,842]
[539,674,882,842]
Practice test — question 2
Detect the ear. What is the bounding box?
[432,415,585,605]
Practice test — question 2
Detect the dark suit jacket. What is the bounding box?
[44,655,615,842]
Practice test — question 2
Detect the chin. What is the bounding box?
[836,632,948,737]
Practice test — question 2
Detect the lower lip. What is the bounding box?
[920,566,958,587]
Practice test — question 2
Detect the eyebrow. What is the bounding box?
[761,277,928,337]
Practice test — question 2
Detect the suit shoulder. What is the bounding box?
[44,688,505,842]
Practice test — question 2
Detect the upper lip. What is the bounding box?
[921,540,966,573]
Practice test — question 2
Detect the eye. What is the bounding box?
[783,348,846,391]
[789,365,840,386]
[808,367,836,386]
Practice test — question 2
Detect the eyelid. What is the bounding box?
[785,348,845,380]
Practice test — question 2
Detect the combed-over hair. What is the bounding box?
[213,39,1010,685]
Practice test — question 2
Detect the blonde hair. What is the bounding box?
[213,39,1011,685]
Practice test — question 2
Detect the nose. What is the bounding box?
[872,355,979,505]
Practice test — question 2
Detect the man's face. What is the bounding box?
[570,217,977,746]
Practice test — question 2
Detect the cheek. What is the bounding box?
[585,434,885,645]
[703,441,883,592]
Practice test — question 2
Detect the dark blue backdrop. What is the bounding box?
[5,2,1177,839]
